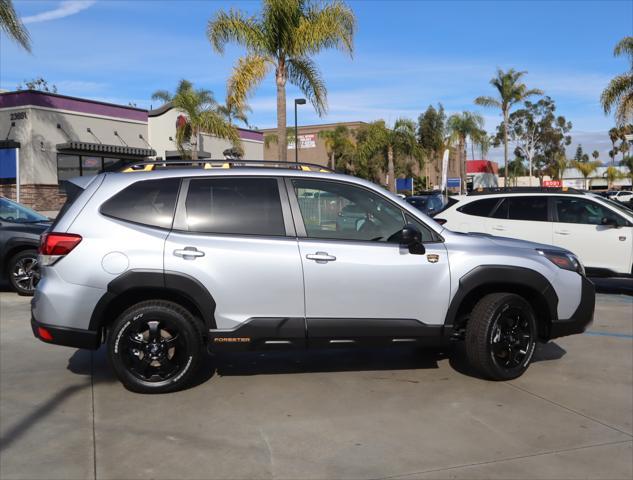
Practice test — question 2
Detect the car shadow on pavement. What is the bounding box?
[63,342,566,390]
[212,346,447,377]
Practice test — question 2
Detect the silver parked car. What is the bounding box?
[32,162,595,393]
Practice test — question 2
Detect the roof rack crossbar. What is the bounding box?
[468,186,583,195]
[116,159,335,173]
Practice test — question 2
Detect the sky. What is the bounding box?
[1,0,632,164]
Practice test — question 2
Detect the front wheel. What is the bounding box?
[465,293,537,380]
[8,249,39,296]
[107,300,204,393]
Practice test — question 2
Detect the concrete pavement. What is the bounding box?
[1,292,631,479]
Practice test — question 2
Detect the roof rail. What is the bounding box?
[468,186,584,195]
[113,159,335,174]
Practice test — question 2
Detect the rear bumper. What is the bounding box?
[31,316,100,350]
[548,276,595,340]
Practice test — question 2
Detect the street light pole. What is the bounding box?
[294,98,306,163]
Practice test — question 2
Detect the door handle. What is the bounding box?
[554,230,571,236]
[491,225,506,231]
[174,247,205,259]
[306,251,336,263]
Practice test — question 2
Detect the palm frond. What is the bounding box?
[601,73,633,114]
[614,36,633,62]
[207,8,265,54]
[227,54,271,109]
[295,0,355,56]
[0,0,30,52]
[614,90,633,126]
[287,56,327,115]
[199,111,241,146]
[151,90,172,103]
[474,96,502,108]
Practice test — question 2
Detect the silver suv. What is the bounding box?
[32,162,595,393]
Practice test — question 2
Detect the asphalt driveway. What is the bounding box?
[0,292,631,479]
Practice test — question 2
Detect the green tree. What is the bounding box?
[151,80,239,160]
[604,165,624,189]
[574,145,589,163]
[549,152,568,181]
[572,159,601,190]
[620,155,633,185]
[208,0,355,162]
[0,0,30,52]
[417,104,446,188]
[319,125,354,171]
[592,150,600,161]
[217,99,251,126]
[474,68,543,179]
[601,36,633,126]
[447,111,485,193]
[356,119,423,192]
[608,127,619,165]
[17,76,57,93]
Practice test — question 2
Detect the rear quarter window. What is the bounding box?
[100,178,180,229]
[457,198,500,217]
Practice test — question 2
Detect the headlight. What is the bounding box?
[536,249,585,276]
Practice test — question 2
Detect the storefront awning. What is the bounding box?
[57,142,155,157]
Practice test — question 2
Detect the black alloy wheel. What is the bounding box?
[466,293,537,380]
[8,250,40,296]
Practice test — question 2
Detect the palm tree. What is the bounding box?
[621,155,633,185]
[0,0,30,52]
[601,36,633,126]
[604,165,624,190]
[474,68,543,178]
[356,119,423,192]
[151,80,239,160]
[319,125,353,170]
[207,0,355,162]
[572,159,601,190]
[608,127,619,165]
[447,111,485,193]
[550,153,568,181]
[217,99,251,127]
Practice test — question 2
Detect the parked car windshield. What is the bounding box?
[589,194,633,216]
[0,197,49,223]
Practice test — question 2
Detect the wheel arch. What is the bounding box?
[89,269,217,338]
[445,265,558,340]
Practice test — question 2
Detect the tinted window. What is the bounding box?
[185,178,285,236]
[457,198,500,217]
[554,197,627,226]
[101,178,179,228]
[507,196,548,222]
[293,179,408,242]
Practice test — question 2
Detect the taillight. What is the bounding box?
[39,233,82,266]
[434,218,447,225]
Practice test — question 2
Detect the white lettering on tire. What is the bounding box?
[114,320,131,354]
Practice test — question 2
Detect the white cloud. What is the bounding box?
[22,1,96,25]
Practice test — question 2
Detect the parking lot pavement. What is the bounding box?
[1,292,631,480]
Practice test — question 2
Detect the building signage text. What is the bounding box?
[10,111,28,121]
[288,134,316,149]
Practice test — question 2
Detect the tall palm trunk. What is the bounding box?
[276,63,288,162]
[387,145,396,192]
[503,108,509,181]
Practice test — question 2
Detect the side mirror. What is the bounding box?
[601,217,619,228]
[400,225,425,255]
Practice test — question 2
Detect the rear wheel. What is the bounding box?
[465,293,537,380]
[107,300,204,393]
[8,249,39,296]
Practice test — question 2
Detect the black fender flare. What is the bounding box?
[89,269,217,331]
[444,265,558,328]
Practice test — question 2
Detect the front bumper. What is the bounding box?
[548,276,595,340]
[31,316,100,349]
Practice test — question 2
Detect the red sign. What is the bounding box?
[543,180,562,187]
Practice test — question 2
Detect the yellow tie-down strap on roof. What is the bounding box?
[203,162,231,169]
[121,164,155,173]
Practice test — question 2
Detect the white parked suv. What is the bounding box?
[437,188,633,277]
[609,190,633,204]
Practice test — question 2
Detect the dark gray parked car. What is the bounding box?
[0,197,50,295]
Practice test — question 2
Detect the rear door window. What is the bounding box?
[506,196,549,222]
[100,178,180,229]
[554,197,628,226]
[457,198,501,217]
[184,177,285,236]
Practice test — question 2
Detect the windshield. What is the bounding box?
[0,197,49,223]
[589,194,633,217]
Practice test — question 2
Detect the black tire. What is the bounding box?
[8,249,39,296]
[107,300,204,393]
[465,293,537,380]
